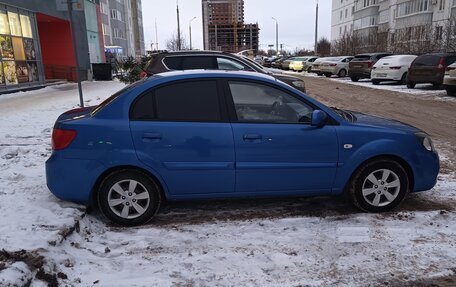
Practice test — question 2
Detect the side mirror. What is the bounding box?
[311,110,327,127]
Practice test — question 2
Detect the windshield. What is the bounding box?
[239,55,271,74]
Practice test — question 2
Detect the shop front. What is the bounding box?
[0,4,43,92]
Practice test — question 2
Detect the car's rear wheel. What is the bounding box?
[325,73,332,78]
[338,69,347,78]
[446,87,456,97]
[350,76,359,82]
[348,159,409,212]
[400,73,407,85]
[307,67,312,73]
[372,80,380,85]
[317,72,323,76]
[406,81,415,89]
[98,170,161,226]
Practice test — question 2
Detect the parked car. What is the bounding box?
[46,70,439,226]
[271,56,288,69]
[289,57,309,72]
[406,53,456,88]
[371,55,417,85]
[348,53,392,82]
[142,51,306,93]
[281,57,299,70]
[262,56,277,68]
[310,57,329,75]
[443,62,456,96]
[302,56,319,73]
[320,56,353,78]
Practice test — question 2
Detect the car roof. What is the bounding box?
[149,69,277,81]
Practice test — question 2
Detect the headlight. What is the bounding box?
[415,132,434,152]
[292,81,305,88]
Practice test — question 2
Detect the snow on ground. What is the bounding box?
[286,71,456,103]
[0,80,455,286]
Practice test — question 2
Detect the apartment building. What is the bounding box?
[331,0,455,52]
[100,0,145,58]
[202,0,259,53]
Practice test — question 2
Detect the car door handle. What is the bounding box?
[243,134,262,141]
[142,133,162,141]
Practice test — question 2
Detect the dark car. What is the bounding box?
[348,53,392,82]
[271,56,288,69]
[143,51,306,93]
[406,53,456,88]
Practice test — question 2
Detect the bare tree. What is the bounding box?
[166,32,189,51]
[316,37,331,56]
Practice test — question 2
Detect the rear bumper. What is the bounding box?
[320,67,338,74]
[46,153,106,204]
[371,70,403,81]
[348,71,371,79]
[443,76,456,86]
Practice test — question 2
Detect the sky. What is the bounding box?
[141,0,332,53]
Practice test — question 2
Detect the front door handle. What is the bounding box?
[243,134,262,141]
[142,132,162,142]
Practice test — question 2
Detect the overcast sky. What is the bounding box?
[141,0,331,52]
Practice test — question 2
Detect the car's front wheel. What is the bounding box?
[98,170,161,226]
[348,159,409,212]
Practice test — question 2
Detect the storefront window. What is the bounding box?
[0,7,41,87]
[0,11,9,34]
[8,12,21,36]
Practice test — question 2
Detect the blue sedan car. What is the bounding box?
[46,71,439,226]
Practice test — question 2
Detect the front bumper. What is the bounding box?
[412,149,439,192]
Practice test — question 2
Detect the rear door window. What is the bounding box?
[181,56,216,70]
[155,81,221,122]
[353,55,371,61]
[413,55,440,66]
[217,57,251,70]
[163,57,182,70]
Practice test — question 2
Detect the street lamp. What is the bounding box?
[189,16,197,50]
[272,17,279,55]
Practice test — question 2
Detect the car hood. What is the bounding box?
[351,111,420,133]
[272,73,300,81]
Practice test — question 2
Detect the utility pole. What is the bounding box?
[272,17,278,55]
[67,0,84,107]
[189,17,196,50]
[315,0,319,55]
[176,0,181,50]
[155,18,159,51]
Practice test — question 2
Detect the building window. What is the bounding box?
[439,0,445,10]
[102,24,110,36]
[110,9,122,21]
[340,26,342,35]
[436,26,443,40]
[340,10,343,20]
[396,0,429,17]
[345,8,348,18]
[100,2,108,14]
[353,15,378,30]
[355,0,378,11]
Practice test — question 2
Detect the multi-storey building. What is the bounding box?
[202,0,259,53]
[100,0,145,58]
[331,0,455,53]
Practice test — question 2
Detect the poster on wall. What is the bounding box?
[27,61,38,82]
[3,61,18,85]
[0,36,14,59]
[23,39,36,60]
[0,11,10,34]
[16,61,29,83]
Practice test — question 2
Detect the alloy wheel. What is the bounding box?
[361,169,401,207]
[107,179,151,219]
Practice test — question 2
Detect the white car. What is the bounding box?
[320,56,353,78]
[371,55,417,85]
[443,62,456,96]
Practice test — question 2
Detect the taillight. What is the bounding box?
[389,66,401,70]
[140,71,148,79]
[367,61,373,68]
[437,58,445,71]
[329,63,337,67]
[52,129,77,150]
[446,66,456,72]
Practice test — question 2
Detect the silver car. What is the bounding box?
[320,56,353,78]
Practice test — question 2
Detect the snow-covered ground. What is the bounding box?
[0,81,455,286]
[286,71,456,103]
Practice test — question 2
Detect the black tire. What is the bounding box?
[350,76,359,82]
[406,82,415,89]
[307,66,312,73]
[325,73,332,78]
[372,80,380,85]
[317,72,323,76]
[446,88,456,97]
[338,69,347,78]
[347,159,409,213]
[98,170,161,226]
[400,73,407,85]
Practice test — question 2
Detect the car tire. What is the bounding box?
[406,82,415,89]
[317,73,323,76]
[348,159,409,213]
[446,88,456,97]
[372,80,380,85]
[307,67,312,73]
[400,73,407,85]
[338,69,347,78]
[325,73,332,78]
[98,170,162,226]
[350,76,359,82]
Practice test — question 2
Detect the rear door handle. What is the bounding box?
[142,132,162,141]
[243,134,262,141]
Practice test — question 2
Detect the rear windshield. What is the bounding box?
[413,55,441,66]
[353,55,372,61]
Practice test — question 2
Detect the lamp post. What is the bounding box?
[272,17,279,55]
[176,0,181,50]
[189,17,197,50]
